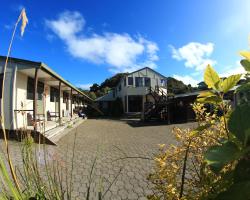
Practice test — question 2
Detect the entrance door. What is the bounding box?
[128,95,143,112]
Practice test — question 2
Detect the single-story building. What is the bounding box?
[0,56,92,136]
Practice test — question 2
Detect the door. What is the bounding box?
[128,95,143,112]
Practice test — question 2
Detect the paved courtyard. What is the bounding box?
[1,119,195,199]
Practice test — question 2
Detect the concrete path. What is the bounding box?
[1,119,196,200]
[55,119,195,199]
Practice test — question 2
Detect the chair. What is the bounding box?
[47,111,59,121]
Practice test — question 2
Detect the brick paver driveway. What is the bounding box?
[1,119,195,199]
[54,119,195,200]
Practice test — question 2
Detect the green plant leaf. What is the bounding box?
[240,59,250,72]
[240,51,250,60]
[215,181,250,200]
[190,124,212,136]
[228,104,250,145]
[197,91,217,98]
[234,159,250,183]
[204,65,221,90]
[221,74,242,93]
[236,82,250,93]
[197,95,222,104]
[204,141,241,173]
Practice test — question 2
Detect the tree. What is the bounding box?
[90,83,100,92]
[197,81,208,90]
[88,91,97,100]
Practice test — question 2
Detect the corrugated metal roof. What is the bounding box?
[95,91,115,101]
[0,56,93,101]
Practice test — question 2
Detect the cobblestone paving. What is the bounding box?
[1,119,196,200]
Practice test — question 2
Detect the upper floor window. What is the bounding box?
[118,84,121,91]
[50,87,59,102]
[161,79,167,87]
[27,77,44,100]
[128,77,133,86]
[144,77,151,87]
[135,77,143,87]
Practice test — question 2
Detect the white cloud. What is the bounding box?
[46,11,159,73]
[77,83,93,90]
[173,74,200,87]
[219,61,246,77]
[170,42,216,71]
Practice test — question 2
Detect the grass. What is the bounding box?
[0,8,126,200]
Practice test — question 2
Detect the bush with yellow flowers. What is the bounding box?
[148,46,250,200]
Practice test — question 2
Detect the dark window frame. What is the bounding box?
[50,86,59,102]
[63,91,69,103]
[27,77,44,100]
[128,77,133,86]
[135,77,143,87]
[144,77,151,87]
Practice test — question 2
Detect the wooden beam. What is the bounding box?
[58,81,61,121]
[33,68,39,131]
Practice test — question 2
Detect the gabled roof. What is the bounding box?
[128,67,167,79]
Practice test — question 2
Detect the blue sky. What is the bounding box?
[0,0,250,89]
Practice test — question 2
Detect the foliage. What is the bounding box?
[88,73,127,98]
[149,46,250,199]
[167,77,197,94]
[148,103,229,200]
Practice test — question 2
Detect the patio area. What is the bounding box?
[2,119,196,199]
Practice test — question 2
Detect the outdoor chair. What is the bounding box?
[27,113,44,126]
[47,111,59,121]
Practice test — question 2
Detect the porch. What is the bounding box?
[13,62,92,137]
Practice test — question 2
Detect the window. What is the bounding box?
[37,82,44,100]
[63,92,69,103]
[128,77,133,86]
[124,78,127,86]
[144,77,151,87]
[118,84,121,91]
[135,77,143,87]
[72,95,76,104]
[27,77,44,100]
[50,87,59,102]
[27,77,34,100]
[161,79,167,86]
[0,73,3,99]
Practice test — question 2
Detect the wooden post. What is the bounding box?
[58,81,61,124]
[70,89,73,118]
[33,68,39,131]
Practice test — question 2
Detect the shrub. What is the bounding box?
[149,47,250,199]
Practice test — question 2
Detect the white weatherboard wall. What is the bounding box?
[14,72,63,129]
[114,67,167,113]
[0,61,17,129]
[15,72,33,129]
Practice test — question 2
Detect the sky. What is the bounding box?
[0,0,250,89]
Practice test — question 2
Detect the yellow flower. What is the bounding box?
[158,144,165,148]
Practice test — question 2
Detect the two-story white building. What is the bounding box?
[96,67,167,116]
